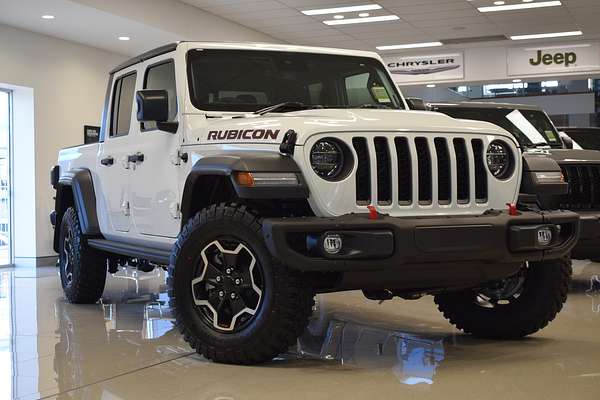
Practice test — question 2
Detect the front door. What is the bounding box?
[129,57,181,237]
[96,69,139,233]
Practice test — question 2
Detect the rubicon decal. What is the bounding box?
[207,129,280,141]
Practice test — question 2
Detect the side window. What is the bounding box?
[143,60,177,130]
[110,72,137,137]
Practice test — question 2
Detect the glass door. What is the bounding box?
[0,90,12,266]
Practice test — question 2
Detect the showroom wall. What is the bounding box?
[388,42,600,88]
[0,23,126,263]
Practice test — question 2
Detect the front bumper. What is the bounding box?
[571,211,600,260]
[262,209,579,275]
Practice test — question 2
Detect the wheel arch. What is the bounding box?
[180,152,309,227]
[53,168,101,252]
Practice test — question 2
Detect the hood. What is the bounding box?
[548,149,600,164]
[189,109,516,146]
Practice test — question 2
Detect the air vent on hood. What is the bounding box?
[441,35,508,45]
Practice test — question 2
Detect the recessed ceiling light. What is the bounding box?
[41,15,55,19]
[376,41,443,51]
[333,15,345,19]
[302,4,382,16]
[359,12,370,17]
[478,0,562,12]
[494,1,505,5]
[426,84,436,88]
[510,30,582,40]
[118,36,131,41]
[523,0,534,2]
[513,79,522,82]
[324,14,399,25]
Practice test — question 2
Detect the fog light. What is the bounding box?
[536,227,553,246]
[323,233,343,255]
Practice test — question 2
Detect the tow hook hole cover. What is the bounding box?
[323,234,343,255]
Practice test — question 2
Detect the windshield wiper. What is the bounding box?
[254,102,316,115]
[359,103,392,109]
[531,142,551,147]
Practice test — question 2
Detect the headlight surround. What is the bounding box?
[310,139,351,181]
[486,140,515,179]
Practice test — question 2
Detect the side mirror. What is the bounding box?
[136,90,178,133]
[136,90,169,122]
[559,132,574,149]
[405,97,429,111]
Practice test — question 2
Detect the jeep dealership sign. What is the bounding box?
[508,43,600,76]
[384,53,464,83]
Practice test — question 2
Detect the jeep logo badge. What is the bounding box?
[537,227,553,246]
[323,234,343,255]
[529,50,577,67]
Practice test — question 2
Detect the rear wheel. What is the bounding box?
[168,203,314,364]
[59,207,107,303]
[434,258,571,339]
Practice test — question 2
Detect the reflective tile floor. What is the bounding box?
[1,261,599,400]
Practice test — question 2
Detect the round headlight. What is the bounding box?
[310,139,345,180]
[486,140,514,179]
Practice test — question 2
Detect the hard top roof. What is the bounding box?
[431,101,542,112]
[109,41,383,75]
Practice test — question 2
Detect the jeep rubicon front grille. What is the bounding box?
[560,164,600,210]
[353,136,489,208]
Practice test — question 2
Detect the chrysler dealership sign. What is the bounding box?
[508,43,600,76]
[384,53,464,83]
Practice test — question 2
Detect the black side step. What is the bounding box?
[87,239,171,265]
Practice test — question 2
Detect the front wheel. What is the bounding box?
[434,258,571,339]
[168,203,314,364]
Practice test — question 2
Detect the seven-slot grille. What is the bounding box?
[352,136,488,207]
[560,164,600,210]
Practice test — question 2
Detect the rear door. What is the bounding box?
[96,68,139,233]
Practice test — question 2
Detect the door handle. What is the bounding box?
[127,152,145,163]
[101,156,114,166]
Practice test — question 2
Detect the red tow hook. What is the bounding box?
[367,205,379,220]
[507,202,518,216]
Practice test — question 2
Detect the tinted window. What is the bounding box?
[563,129,600,150]
[110,73,137,137]
[439,107,562,148]
[143,61,177,130]
[187,49,402,112]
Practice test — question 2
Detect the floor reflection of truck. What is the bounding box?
[298,306,445,385]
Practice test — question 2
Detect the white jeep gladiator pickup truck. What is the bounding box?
[51,42,579,365]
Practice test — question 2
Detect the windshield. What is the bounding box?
[187,49,403,112]
[439,107,562,148]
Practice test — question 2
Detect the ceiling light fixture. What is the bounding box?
[426,84,436,88]
[41,15,55,19]
[333,15,345,19]
[494,1,505,5]
[376,41,443,50]
[512,79,522,82]
[478,0,562,12]
[118,36,131,41]
[359,12,370,17]
[324,14,399,25]
[302,4,382,15]
[510,30,582,40]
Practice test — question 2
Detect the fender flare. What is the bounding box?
[180,152,309,223]
[53,168,101,252]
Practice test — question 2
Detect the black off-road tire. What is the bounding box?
[168,203,314,365]
[59,207,107,303]
[434,257,572,339]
